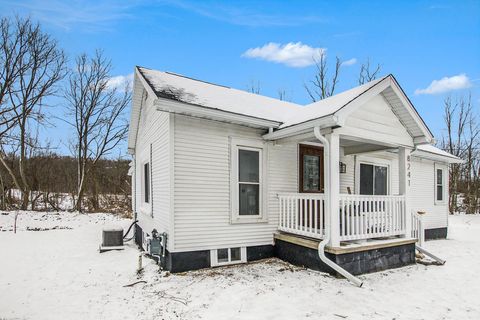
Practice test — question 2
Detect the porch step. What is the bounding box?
[274,232,417,254]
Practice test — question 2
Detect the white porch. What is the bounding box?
[274,131,423,248]
[278,193,408,242]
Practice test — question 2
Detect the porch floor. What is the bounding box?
[274,232,417,254]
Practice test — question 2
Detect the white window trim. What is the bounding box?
[143,161,150,204]
[139,152,152,217]
[210,247,247,267]
[435,164,446,205]
[355,156,391,195]
[230,137,268,224]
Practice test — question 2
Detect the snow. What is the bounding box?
[415,144,463,163]
[1,211,479,319]
[138,67,387,128]
[139,67,301,123]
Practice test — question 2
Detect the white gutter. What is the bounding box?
[313,126,363,287]
[263,116,339,140]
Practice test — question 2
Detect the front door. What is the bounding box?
[299,144,324,193]
[298,144,325,230]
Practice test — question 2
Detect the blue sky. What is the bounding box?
[1,0,479,156]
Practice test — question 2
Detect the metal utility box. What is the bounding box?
[102,228,123,247]
[149,237,162,255]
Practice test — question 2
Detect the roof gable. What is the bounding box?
[344,94,413,146]
[128,67,435,152]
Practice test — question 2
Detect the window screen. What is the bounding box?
[238,149,260,215]
[144,162,150,203]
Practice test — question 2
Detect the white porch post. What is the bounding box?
[399,147,412,237]
[327,133,340,247]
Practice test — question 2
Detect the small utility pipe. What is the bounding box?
[415,245,446,265]
[313,126,363,287]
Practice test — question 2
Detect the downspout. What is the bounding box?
[313,126,363,287]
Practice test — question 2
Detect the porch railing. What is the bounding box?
[411,211,425,246]
[278,193,325,239]
[278,193,407,242]
[339,194,406,241]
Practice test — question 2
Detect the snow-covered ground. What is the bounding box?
[1,211,479,320]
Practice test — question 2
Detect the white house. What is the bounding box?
[127,66,461,276]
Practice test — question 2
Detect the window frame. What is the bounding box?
[210,247,247,267]
[139,154,152,217]
[230,137,267,224]
[435,165,446,205]
[143,161,150,204]
[355,157,391,195]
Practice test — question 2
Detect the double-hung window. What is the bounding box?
[435,166,445,203]
[230,138,265,223]
[238,149,260,215]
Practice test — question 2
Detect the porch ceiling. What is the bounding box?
[299,135,397,156]
[340,138,395,155]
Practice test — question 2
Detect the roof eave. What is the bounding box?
[412,150,464,164]
[127,67,170,154]
[262,115,340,140]
[154,97,283,129]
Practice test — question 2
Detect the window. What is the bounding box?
[143,162,150,203]
[210,247,246,266]
[217,248,229,263]
[230,138,265,223]
[299,144,324,193]
[238,149,260,216]
[359,163,388,195]
[436,167,444,203]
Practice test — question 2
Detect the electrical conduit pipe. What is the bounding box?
[313,126,363,287]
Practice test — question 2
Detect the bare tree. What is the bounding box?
[277,88,288,101]
[439,95,480,213]
[0,17,29,140]
[247,80,261,94]
[0,16,66,209]
[64,51,130,212]
[304,53,342,102]
[358,58,381,85]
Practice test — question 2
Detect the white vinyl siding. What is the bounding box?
[173,115,297,252]
[342,95,413,147]
[410,158,449,229]
[134,95,172,249]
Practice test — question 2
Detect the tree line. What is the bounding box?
[1,15,477,214]
[0,16,130,213]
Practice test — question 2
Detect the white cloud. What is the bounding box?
[415,74,472,95]
[341,58,357,66]
[242,42,326,67]
[107,73,133,90]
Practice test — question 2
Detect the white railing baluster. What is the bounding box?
[278,193,406,242]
